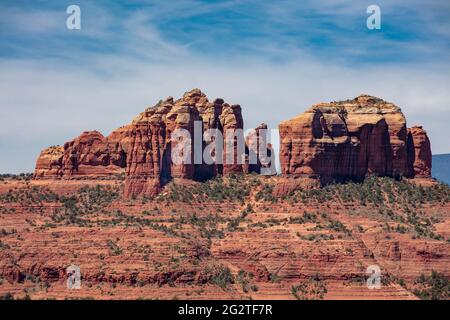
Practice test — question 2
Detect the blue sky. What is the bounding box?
[2,0,449,64]
[0,0,450,173]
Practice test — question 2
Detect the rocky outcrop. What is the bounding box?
[279,95,431,184]
[35,89,265,197]
[244,123,276,175]
[34,92,432,197]
[220,104,245,175]
[407,126,432,178]
[124,89,249,197]
[34,146,64,178]
[60,131,126,177]
[34,127,128,179]
[123,95,200,197]
[34,129,128,179]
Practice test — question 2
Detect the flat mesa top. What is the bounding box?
[311,95,402,114]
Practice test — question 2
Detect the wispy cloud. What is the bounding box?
[0,0,449,172]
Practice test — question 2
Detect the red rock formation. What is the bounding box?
[245,123,276,175]
[194,98,223,181]
[34,92,432,198]
[279,95,425,184]
[122,89,246,197]
[106,125,133,167]
[34,89,250,197]
[34,129,127,179]
[34,146,64,178]
[123,94,201,197]
[407,126,432,178]
[60,131,123,177]
[195,95,246,178]
[220,104,244,175]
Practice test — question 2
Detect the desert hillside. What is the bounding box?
[0,175,448,300]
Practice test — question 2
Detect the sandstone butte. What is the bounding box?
[277,94,433,194]
[33,90,433,197]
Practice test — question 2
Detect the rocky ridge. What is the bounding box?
[34,92,432,198]
[34,89,274,197]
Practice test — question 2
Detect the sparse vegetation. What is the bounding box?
[0,173,33,181]
[283,176,448,241]
[0,173,448,299]
[107,239,123,256]
[206,264,234,289]
[286,176,450,206]
[291,275,327,300]
[0,240,11,250]
[156,175,260,203]
[51,185,120,225]
[236,270,258,293]
[413,270,449,300]
[0,186,58,205]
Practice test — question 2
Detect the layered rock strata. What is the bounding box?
[34,130,128,179]
[279,95,432,185]
[34,92,432,197]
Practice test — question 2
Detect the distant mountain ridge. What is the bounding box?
[433,154,450,185]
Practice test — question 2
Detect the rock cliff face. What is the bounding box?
[123,89,249,197]
[34,146,64,178]
[407,126,432,178]
[123,95,200,197]
[244,123,276,175]
[34,92,432,197]
[34,89,264,197]
[60,131,127,177]
[279,95,431,184]
[34,130,128,179]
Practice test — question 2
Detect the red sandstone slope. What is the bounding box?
[0,176,448,300]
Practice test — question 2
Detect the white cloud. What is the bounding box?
[0,53,449,173]
[0,8,63,34]
[0,1,449,173]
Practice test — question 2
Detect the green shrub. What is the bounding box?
[413,270,449,300]
[207,264,234,289]
[291,276,327,300]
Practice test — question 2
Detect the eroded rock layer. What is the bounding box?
[279,95,432,184]
[34,129,128,179]
[34,146,64,178]
[244,123,276,175]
